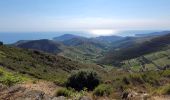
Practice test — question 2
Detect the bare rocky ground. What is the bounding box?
[0,80,61,100]
[0,80,93,100]
[0,81,170,100]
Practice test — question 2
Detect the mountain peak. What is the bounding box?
[53,34,82,42]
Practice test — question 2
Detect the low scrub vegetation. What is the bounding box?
[154,84,170,95]
[55,87,88,99]
[93,84,112,96]
[0,67,27,86]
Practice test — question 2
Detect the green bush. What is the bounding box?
[55,88,73,97]
[93,84,112,96]
[66,70,101,91]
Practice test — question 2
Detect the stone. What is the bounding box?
[52,96,66,100]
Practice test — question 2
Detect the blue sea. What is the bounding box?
[0,31,89,44]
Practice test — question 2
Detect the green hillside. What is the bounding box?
[101,33,170,65]
[14,38,108,63]
[0,45,105,83]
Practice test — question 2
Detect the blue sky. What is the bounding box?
[0,0,170,32]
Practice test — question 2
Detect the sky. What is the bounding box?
[0,0,170,35]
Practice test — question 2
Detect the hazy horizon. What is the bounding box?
[0,0,170,35]
[0,30,168,44]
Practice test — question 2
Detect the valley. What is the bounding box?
[0,32,170,99]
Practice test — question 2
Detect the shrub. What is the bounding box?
[129,74,144,85]
[160,85,170,95]
[55,88,73,97]
[66,70,101,91]
[0,70,3,76]
[142,71,160,85]
[93,84,112,96]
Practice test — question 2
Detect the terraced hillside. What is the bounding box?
[122,49,170,71]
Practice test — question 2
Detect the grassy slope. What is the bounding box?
[15,39,107,63]
[0,45,106,83]
[59,44,106,63]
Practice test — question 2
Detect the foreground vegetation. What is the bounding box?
[0,66,28,86]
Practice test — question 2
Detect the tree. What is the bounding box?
[0,41,3,46]
[66,70,101,91]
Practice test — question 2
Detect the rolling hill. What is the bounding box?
[14,35,109,63]
[135,31,170,37]
[15,39,64,54]
[13,32,170,64]
[92,35,124,44]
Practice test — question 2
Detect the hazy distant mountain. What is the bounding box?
[53,34,124,45]
[63,37,106,48]
[53,34,83,42]
[16,39,64,53]
[135,31,170,37]
[13,40,31,46]
[93,35,124,43]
